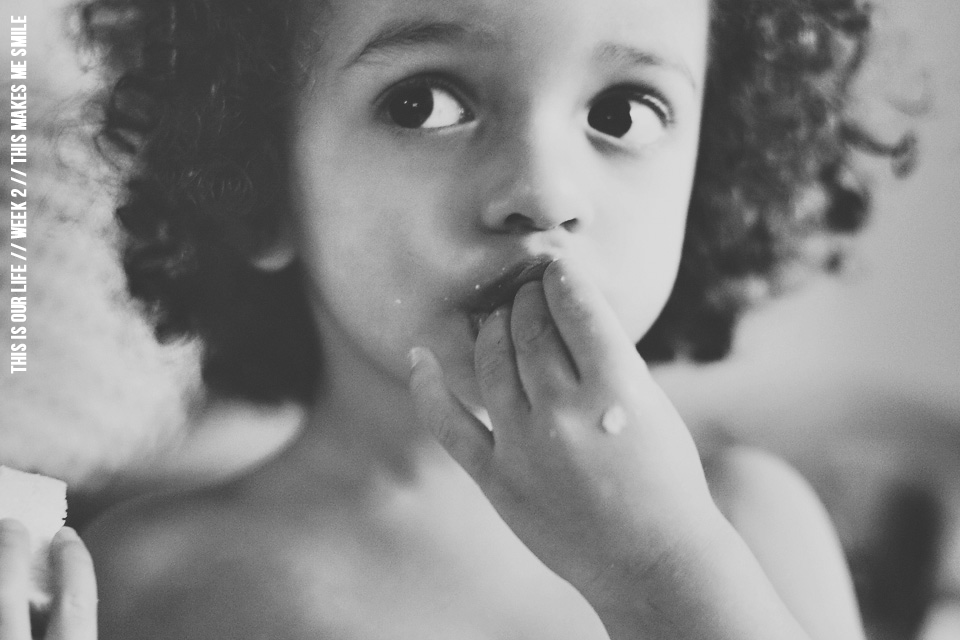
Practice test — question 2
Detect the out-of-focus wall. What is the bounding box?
[652,6,960,635]
[0,0,203,489]
[0,0,301,494]
[660,0,960,437]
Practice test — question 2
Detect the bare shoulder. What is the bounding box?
[703,445,865,640]
[704,445,821,525]
[83,487,315,640]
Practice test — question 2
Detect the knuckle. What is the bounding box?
[464,447,493,484]
[551,283,591,322]
[409,366,432,398]
[528,373,565,404]
[512,314,551,352]
[475,341,510,388]
[511,283,554,352]
[533,406,578,444]
[549,407,585,438]
[56,589,93,622]
[558,290,589,320]
[490,471,533,509]
[431,409,460,450]
[433,413,491,480]
[409,379,428,404]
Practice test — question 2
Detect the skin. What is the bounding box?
[409,261,841,639]
[289,0,705,410]
[84,0,866,638]
[0,520,97,640]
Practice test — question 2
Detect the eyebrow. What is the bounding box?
[594,42,699,91]
[345,19,497,68]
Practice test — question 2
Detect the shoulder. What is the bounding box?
[704,445,820,524]
[84,488,313,640]
[703,445,865,640]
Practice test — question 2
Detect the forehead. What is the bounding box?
[312,0,711,77]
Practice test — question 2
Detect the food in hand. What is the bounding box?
[0,465,67,608]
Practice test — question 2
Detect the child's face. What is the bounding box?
[289,0,709,403]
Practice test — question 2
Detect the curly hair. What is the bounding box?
[79,0,915,402]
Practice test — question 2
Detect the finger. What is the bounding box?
[541,259,645,385]
[545,262,692,447]
[0,519,32,640]
[45,528,96,640]
[510,281,578,406]
[409,347,495,482]
[474,306,529,420]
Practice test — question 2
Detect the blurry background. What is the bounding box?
[0,0,957,639]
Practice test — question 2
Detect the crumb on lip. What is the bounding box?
[467,305,512,338]
[468,309,492,337]
[462,255,557,338]
[466,257,555,314]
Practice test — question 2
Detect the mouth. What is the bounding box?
[463,255,556,334]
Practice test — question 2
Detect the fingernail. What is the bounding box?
[55,526,80,542]
[408,347,426,370]
[483,307,505,324]
[548,258,569,284]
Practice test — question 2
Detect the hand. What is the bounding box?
[0,520,97,640]
[409,259,722,602]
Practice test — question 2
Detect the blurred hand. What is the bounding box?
[0,520,97,640]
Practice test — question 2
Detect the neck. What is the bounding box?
[283,314,451,488]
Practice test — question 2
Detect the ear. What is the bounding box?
[249,216,296,272]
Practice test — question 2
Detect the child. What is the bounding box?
[78,0,915,638]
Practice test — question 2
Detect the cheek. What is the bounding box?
[290,144,468,365]
[293,130,413,282]
[592,180,691,343]
[290,149,407,338]
[613,226,686,343]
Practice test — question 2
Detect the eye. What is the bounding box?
[587,93,669,146]
[386,82,472,130]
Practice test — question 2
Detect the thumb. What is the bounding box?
[0,519,32,640]
[409,347,495,482]
[45,527,97,640]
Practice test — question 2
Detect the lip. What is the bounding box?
[463,255,556,333]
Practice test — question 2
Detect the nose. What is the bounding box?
[479,126,594,234]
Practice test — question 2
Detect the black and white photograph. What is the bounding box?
[1,0,958,638]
